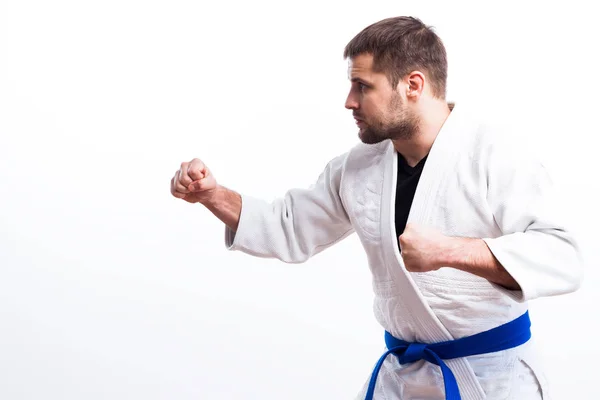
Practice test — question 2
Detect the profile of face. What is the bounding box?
[345,53,420,144]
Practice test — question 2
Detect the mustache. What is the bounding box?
[353,114,365,120]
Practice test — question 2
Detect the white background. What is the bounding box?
[1,0,598,399]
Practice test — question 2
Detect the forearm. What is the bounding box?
[201,185,242,232]
[441,237,520,290]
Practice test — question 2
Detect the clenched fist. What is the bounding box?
[399,223,450,272]
[170,158,217,204]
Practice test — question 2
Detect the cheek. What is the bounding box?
[361,98,380,117]
[366,102,389,122]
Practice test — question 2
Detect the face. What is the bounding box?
[345,53,419,144]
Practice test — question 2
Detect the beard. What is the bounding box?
[357,96,420,145]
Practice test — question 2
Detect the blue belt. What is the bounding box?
[365,311,531,400]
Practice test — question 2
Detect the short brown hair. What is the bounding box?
[343,16,448,99]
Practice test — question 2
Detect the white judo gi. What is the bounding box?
[224,103,583,399]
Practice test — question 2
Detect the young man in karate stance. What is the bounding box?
[170,16,583,400]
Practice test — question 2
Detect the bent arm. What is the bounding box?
[481,141,584,301]
[440,237,520,290]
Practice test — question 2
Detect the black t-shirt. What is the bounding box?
[394,152,428,250]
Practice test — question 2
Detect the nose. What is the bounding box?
[345,91,359,110]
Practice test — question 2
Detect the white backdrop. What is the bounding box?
[1,0,598,399]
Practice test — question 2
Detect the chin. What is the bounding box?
[358,130,386,145]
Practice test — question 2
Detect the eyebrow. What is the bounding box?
[350,77,372,85]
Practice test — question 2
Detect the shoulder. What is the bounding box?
[457,102,554,195]
[344,140,390,170]
[319,140,390,173]
[317,141,390,190]
[458,100,544,168]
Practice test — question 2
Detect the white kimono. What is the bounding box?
[224,103,583,399]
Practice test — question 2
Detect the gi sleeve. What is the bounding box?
[482,137,584,302]
[224,152,354,263]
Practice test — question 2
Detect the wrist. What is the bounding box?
[198,185,221,206]
[437,236,473,269]
[440,236,498,272]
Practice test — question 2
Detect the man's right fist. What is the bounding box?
[170,158,218,204]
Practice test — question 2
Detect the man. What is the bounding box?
[170,16,582,400]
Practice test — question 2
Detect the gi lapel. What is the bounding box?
[381,103,487,400]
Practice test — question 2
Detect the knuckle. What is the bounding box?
[178,181,188,189]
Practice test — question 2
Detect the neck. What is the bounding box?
[392,100,452,167]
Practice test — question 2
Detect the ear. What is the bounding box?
[405,71,426,99]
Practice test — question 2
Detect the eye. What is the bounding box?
[358,82,368,92]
